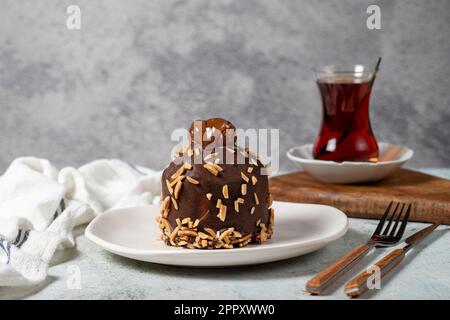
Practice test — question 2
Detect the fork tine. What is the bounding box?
[382,202,401,235]
[389,203,406,236]
[373,201,393,235]
[395,203,412,239]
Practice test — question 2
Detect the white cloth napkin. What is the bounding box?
[0,157,161,286]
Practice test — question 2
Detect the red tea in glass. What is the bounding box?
[313,65,379,162]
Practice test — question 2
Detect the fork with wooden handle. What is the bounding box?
[305,202,411,295]
[344,223,439,298]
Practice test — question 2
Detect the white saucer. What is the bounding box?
[85,201,348,267]
[287,142,413,184]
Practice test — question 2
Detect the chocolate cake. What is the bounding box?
[155,118,274,249]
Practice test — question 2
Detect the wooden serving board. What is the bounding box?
[269,169,450,224]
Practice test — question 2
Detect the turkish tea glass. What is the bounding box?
[313,64,379,162]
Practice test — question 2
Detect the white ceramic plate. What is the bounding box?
[85,201,348,267]
[287,142,413,184]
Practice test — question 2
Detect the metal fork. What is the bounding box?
[305,201,412,295]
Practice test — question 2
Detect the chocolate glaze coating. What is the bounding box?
[162,148,269,236]
[157,118,274,249]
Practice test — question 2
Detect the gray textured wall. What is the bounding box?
[1,0,449,172]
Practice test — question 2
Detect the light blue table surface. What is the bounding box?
[1,168,449,300]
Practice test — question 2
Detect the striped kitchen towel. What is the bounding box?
[0,157,161,286]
